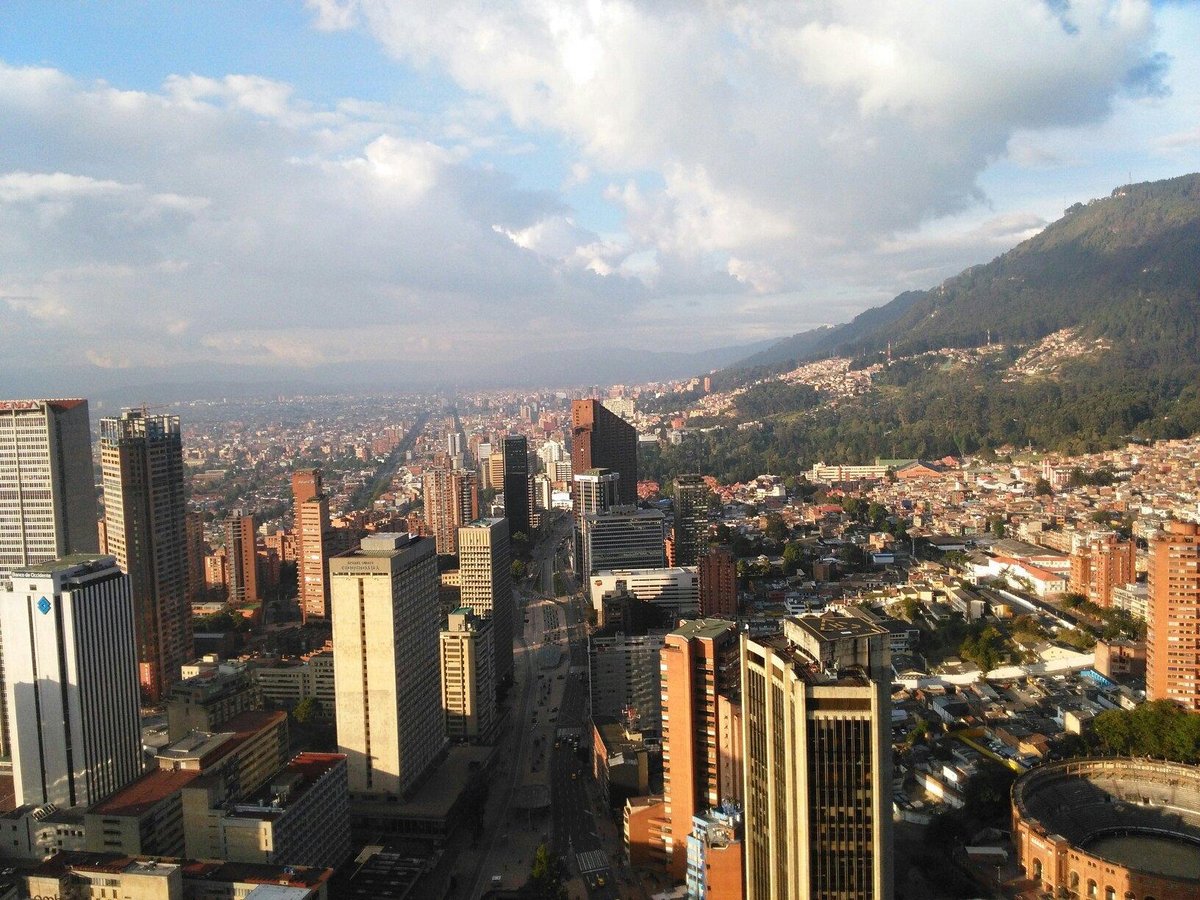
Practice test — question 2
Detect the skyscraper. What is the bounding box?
[571,399,638,507]
[101,410,191,701]
[698,547,737,619]
[502,435,531,538]
[0,398,98,759]
[423,463,479,555]
[1147,520,1200,710]
[742,612,894,899]
[331,534,446,799]
[581,508,667,576]
[225,510,258,605]
[458,518,514,684]
[0,399,97,586]
[440,607,497,742]
[293,469,332,621]
[2,555,141,808]
[673,475,709,567]
[658,618,741,880]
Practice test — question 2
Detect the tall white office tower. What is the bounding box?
[2,555,142,808]
[0,398,98,760]
[331,534,446,800]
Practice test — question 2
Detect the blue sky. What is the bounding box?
[1,1,1198,378]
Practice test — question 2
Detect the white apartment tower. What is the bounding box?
[1,555,142,808]
[330,534,446,800]
[0,398,98,760]
[457,518,514,684]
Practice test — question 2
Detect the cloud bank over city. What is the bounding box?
[1,0,1199,383]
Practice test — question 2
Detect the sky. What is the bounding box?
[2,0,1199,381]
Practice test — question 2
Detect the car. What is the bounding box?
[597,875,606,886]
[571,772,577,779]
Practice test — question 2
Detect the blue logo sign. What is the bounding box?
[37,596,51,615]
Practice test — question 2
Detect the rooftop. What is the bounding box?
[14,554,119,577]
[669,618,736,641]
[89,769,200,817]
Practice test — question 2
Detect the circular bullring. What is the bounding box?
[1012,758,1200,900]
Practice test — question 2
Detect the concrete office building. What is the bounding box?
[574,468,620,516]
[657,619,741,880]
[101,410,191,701]
[571,400,638,507]
[293,469,333,621]
[588,630,667,736]
[166,668,262,741]
[423,462,479,556]
[440,608,497,743]
[502,435,531,538]
[581,508,667,577]
[698,547,738,619]
[331,534,446,800]
[1147,519,1200,710]
[2,556,142,808]
[0,398,97,758]
[742,613,894,900]
[672,475,710,567]
[224,511,258,605]
[458,518,514,685]
[590,567,699,621]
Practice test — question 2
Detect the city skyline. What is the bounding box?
[2,2,1199,387]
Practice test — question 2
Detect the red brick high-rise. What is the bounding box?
[1069,531,1136,608]
[423,461,479,555]
[1147,520,1200,710]
[293,468,332,621]
[571,400,638,508]
[699,546,737,618]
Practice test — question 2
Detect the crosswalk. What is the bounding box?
[576,849,608,874]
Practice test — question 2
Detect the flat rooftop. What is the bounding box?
[670,618,735,641]
[89,769,200,817]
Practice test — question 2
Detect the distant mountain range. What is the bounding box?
[729,172,1200,374]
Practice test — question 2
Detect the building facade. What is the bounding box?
[330,534,446,800]
[581,508,667,576]
[502,435,531,538]
[590,567,699,621]
[1147,520,1200,710]
[458,518,514,685]
[101,410,191,701]
[440,608,497,743]
[673,474,709,567]
[224,511,258,605]
[1069,531,1137,608]
[741,613,894,900]
[698,547,737,619]
[293,469,333,621]
[571,399,638,507]
[657,619,741,880]
[2,556,142,808]
[423,463,480,556]
[0,398,98,758]
[588,631,667,736]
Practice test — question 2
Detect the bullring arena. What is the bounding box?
[1012,757,1200,900]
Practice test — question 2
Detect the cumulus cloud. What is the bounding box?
[0,2,1191,376]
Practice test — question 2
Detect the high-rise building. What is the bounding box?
[742,612,894,899]
[589,567,699,621]
[1069,531,1137,608]
[571,400,638,507]
[657,618,741,880]
[588,629,667,736]
[574,468,620,516]
[101,410,191,701]
[0,399,97,587]
[225,511,258,605]
[185,510,207,610]
[698,547,737,619]
[0,398,98,759]
[581,508,666,576]
[673,475,709,567]
[440,608,497,743]
[293,469,332,620]
[330,534,446,800]
[1147,520,1200,710]
[458,519,513,685]
[2,555,142,808]
[502,435,531,538]
[423,463,479,556]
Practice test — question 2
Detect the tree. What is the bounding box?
[781,542,804,574]
[291,696,320,724]
[898,596,920,622]
[525,843,568,899]
[1034,477,1052,496]
[511,559,527,581]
